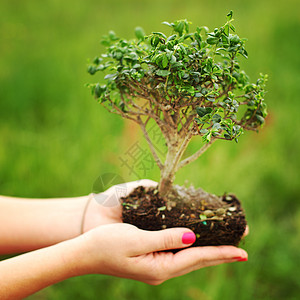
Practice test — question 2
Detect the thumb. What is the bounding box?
[133,228,196,255]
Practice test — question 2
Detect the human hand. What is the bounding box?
[75,223,248,285]
[82,179,157,232]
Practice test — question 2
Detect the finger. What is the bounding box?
[138,179,158,187]
[243,225,249,237]
[169,246,248,277]
[128,227,196,255]
[125,179,157,195]
[94,179,158,209]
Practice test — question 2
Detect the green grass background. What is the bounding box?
[1,0,299,299]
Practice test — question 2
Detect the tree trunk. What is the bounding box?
[158,132,192,197]
[158,129,194,197]
[158,147,179,197]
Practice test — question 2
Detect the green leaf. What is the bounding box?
[230,35,240,45]
[184,21,190,34]
[135,27,145,41]
[162,21,172,27]
[187,86,195,95]
[195,92,203,98]
[151,36,160,47]
[132,63,141,69]
[87,65,97,75]
[224,25,230,37]
[212,114,222,123]
[167,34,177,42]
[93,57,103,65]
[94,84,106,98]
[227,10,233,21]
[212,123,221,130]
[239,49,248,59]
[104,73,118,80]
[161,21,172,27]
[108,30,118,41]
[207,36,219,45]
[199,214,207,220]
[203,132,212,142]
[256,115,265,124]
[152,32,167,39]
[113,51,123,60]
[162,55,168,68]
[196,107,212,117]
[207,96,215,102]
[170,55,176,64]
[100,39,111,47]
[197,26,209,34]
[194,32,202,45]
[156,69,171,77]
[195,117,202,124]
[174,21,184,36]
[200,129,209,134]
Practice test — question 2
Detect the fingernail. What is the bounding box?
[237,258,248,262]
[233,256,243,260]
[182,232,196,244]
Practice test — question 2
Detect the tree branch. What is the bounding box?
[126,94,166,128]
[173,131,193,167]
[179,113,197,137]
[176,139,215,171]
[138,117,163,170]
[101,98,139,124]
[124,92,172,143]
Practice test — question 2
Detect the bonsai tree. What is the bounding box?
[87,12,267,246]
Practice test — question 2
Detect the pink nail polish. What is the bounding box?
[182,232,196,244]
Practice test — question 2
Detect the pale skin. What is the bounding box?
[0,179,248,299]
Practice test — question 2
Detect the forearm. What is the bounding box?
[0,195,88,254]
[0,237,85,299]
[0,222,249,298]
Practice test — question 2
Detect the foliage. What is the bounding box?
[87,12,268,195]
[88,12,267,144]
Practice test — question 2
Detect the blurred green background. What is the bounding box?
[1,0,299,299]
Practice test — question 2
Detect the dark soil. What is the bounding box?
[121,185,247,247]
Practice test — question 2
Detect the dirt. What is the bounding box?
[121,185,247,247]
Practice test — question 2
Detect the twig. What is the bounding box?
[101,100,139,124]
[173,131,193,167]
[176,139,215,171]
[179,113,197,137]
[138,117,163,170]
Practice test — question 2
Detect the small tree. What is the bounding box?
[88,12,267,198]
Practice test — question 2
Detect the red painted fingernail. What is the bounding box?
[233,256,243,259]
[237,258,248,262]
[182,232,196,244]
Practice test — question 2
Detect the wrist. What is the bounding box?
[80,193,96,234]
[67,230,104,277]
[57,236,90,278]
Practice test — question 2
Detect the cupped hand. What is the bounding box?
[82,178,249,239]
[82,179,157,232]
[76,223,248,285]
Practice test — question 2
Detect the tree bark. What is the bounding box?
[158,134,192,197]
[158,147,178,197]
